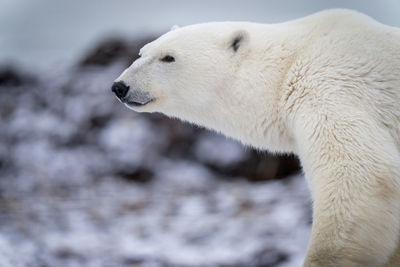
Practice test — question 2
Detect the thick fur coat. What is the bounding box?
[113,9,400,266]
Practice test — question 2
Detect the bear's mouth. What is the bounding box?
[126,99,154,107]
[120,90,155,108]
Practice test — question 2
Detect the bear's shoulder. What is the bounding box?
[296,9,381,31]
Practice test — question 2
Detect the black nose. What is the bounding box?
[112,81,130,99]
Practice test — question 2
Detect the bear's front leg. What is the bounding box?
[295,111,400,267]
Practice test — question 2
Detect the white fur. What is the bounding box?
[115,9,400,266]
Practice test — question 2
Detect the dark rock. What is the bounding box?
[242,153,301,182]
[190,131,301,182]
[89,113,112,129]
[161,119,202,158]
[79,38,127,66]
[118,167,154,183]
[274,154,302,179]
[0,66,35,87]
[252,247,289,267]
[78,36,157,67]
[122,256,166,267]
[204,151,301,182]
[123,257,145,265]
[55,248,85,261]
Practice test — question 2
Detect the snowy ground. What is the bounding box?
[0,37,312,267]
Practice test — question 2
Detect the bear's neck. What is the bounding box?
[175,21,321,153]
[206,24,314,153]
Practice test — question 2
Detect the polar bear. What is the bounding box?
[111,9,400,267]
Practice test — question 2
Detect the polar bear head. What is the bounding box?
[112,22,293,151]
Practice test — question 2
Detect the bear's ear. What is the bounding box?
[228,30,249,53]
[171,25,180,31]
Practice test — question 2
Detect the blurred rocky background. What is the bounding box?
[0,1,398,267]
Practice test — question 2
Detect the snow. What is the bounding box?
[0,169,311,267]
[193,133,249,167]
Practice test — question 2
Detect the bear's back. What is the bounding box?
[289,9,400,151]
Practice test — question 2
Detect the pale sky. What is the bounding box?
[0,0,399,69]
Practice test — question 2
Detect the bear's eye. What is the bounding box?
[160,55,175,63]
